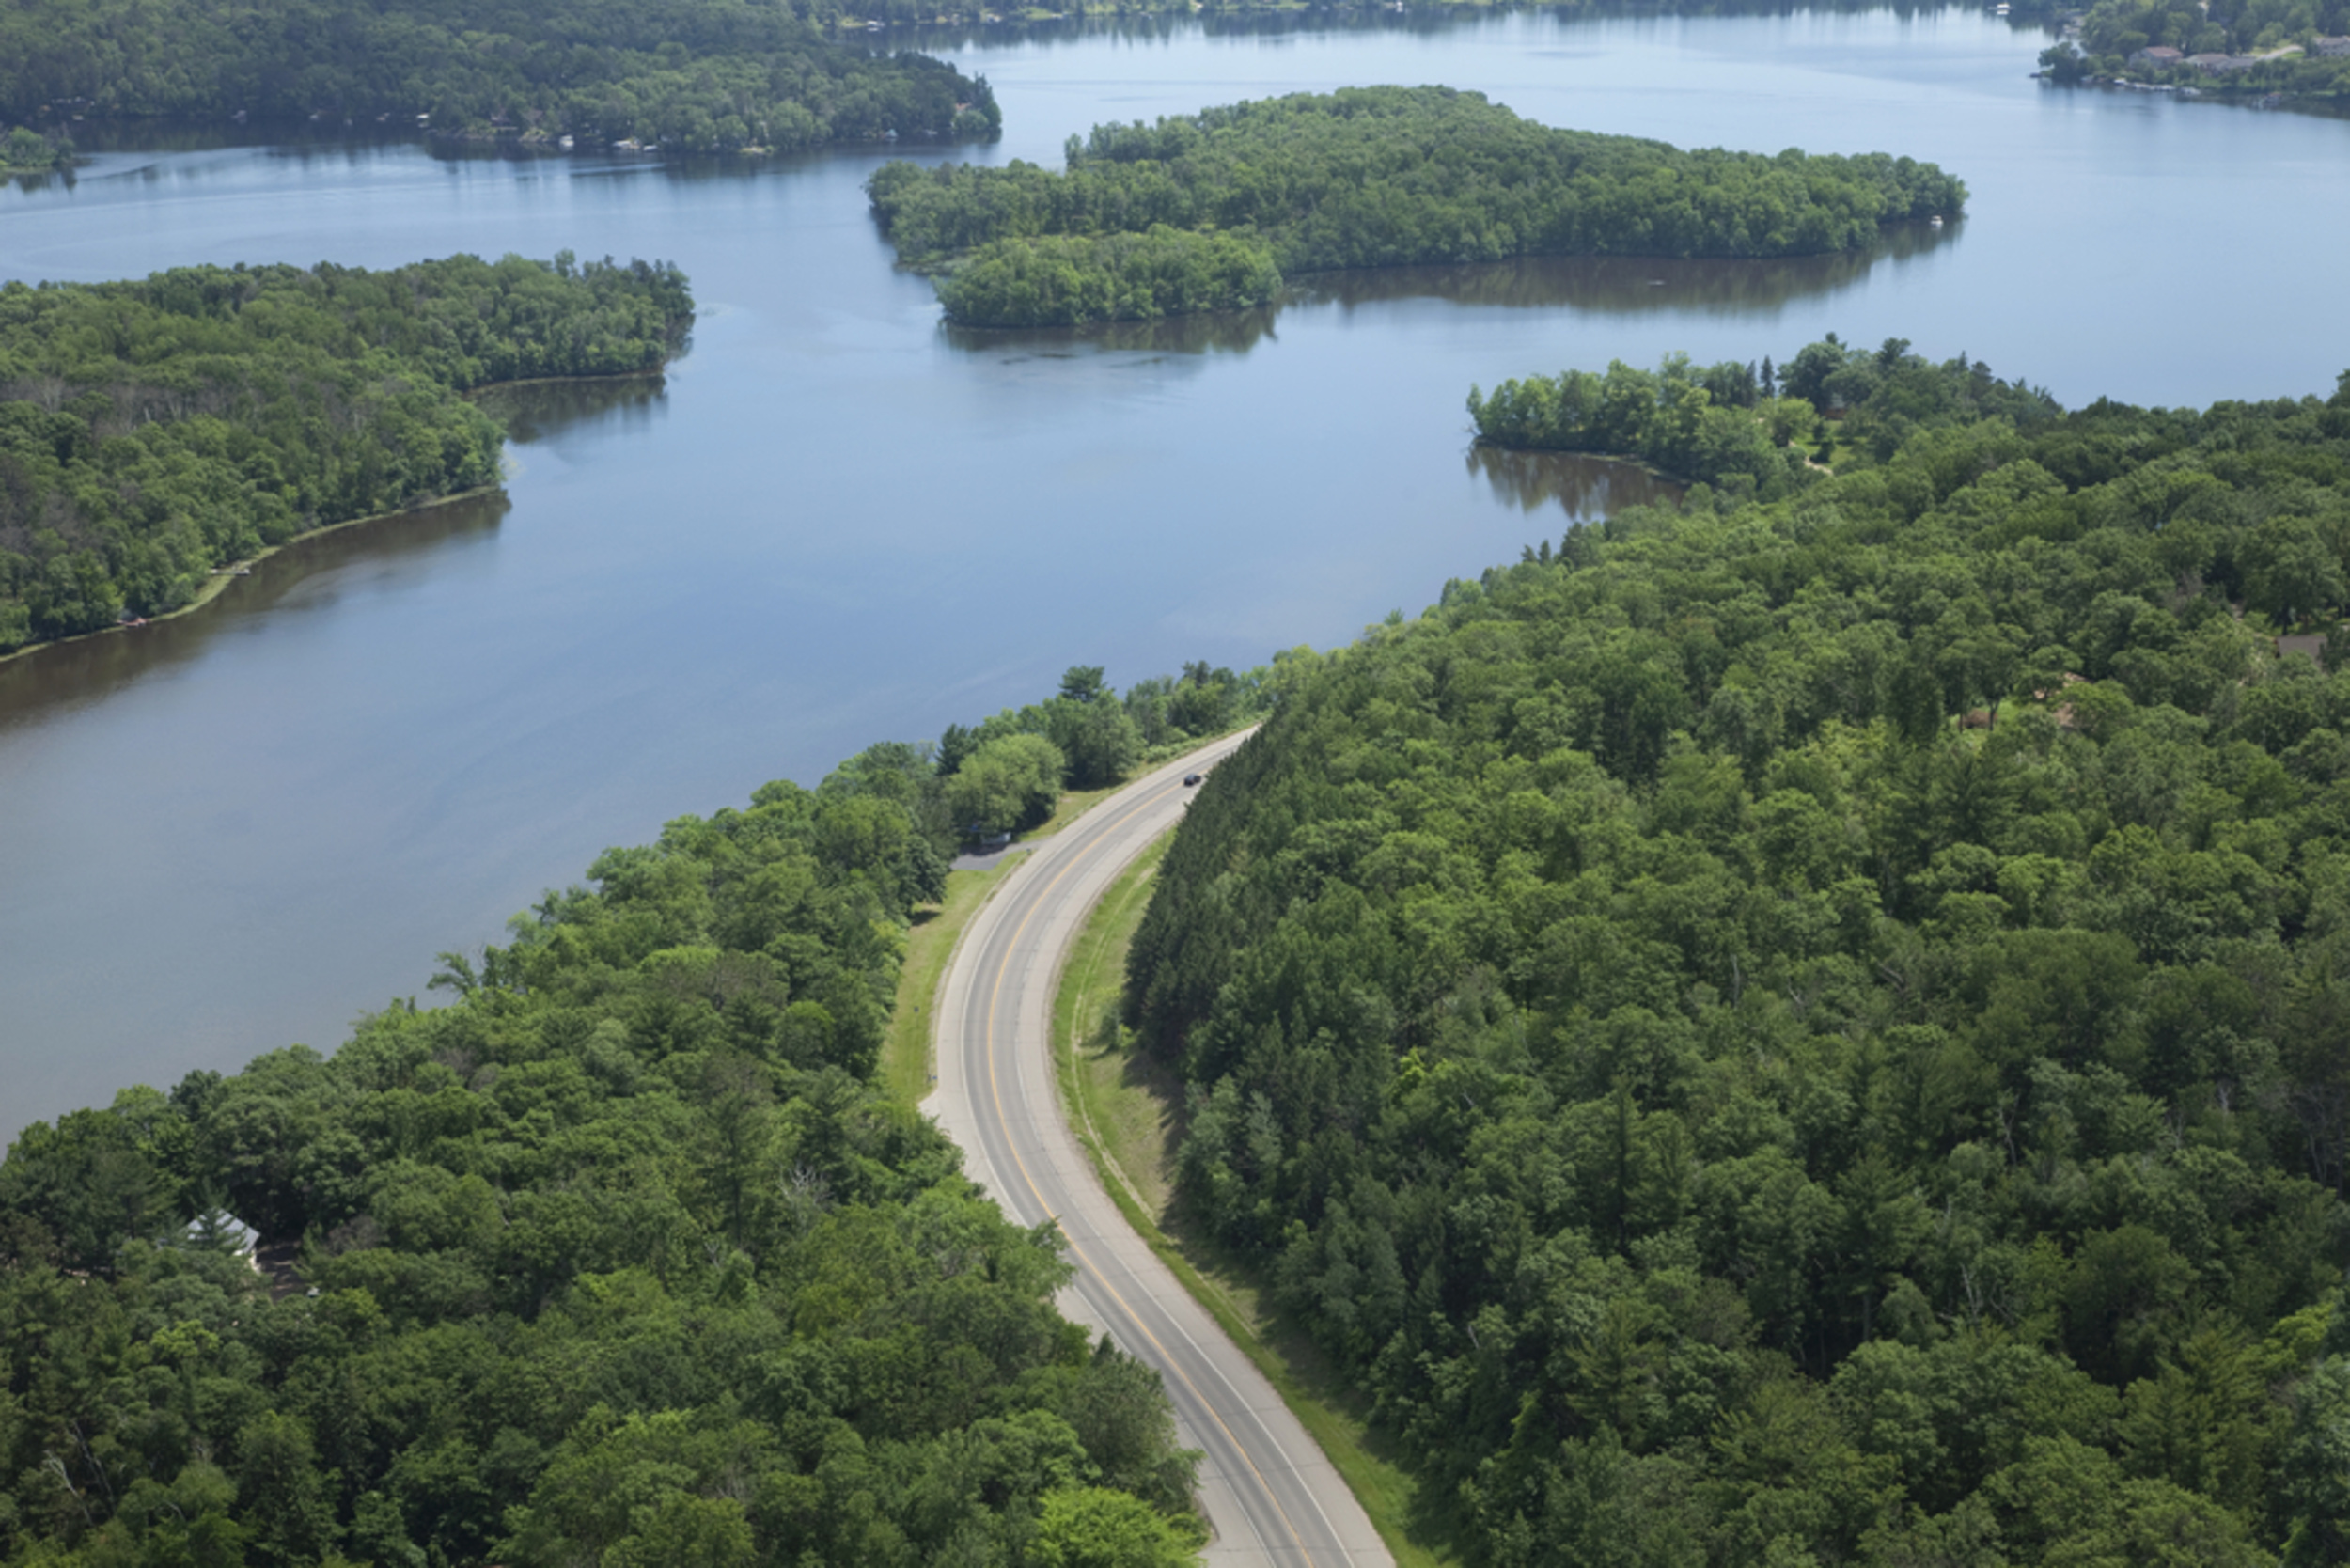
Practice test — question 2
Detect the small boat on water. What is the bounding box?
[1929,214,1944,227]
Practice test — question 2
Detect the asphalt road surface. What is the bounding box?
[930,734,1392,1567]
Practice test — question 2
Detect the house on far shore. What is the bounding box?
[2279,634,2329,669]
[2187,51,2261,71]
[2313,35,2350,55]
[2130,44,2186,68]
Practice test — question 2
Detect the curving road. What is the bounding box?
[929,735,1391,1568]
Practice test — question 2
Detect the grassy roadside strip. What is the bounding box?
[883,855,1021,1105]
[881,774,1180,1104]
[1049,833,1451,1568]
[882,730,1259,1104]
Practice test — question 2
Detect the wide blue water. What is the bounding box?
[4,8,2346,1135]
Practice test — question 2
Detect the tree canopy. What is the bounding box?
[0,0,999,153]
[0,252,691,652]
[0,692,1209,1566]
[1127,346,2350,1564]
[0,124,71,172]
[869,86,1965,327]
[2047,0,2350,94]
[936,658,1296,824]
[1468,334,2062,503]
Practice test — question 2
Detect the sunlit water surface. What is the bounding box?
[4,8,2348,1134]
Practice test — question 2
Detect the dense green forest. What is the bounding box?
[0,661,1272,1566]
[1127,345,2350,1565]
[0,253,690,654]
[0,0,997,153]
[931,658,1284,837]
[867,86,1965,327]
[1466,334,2061,502]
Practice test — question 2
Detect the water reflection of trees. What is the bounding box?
[935,221,1953,358]
[0,371,657,717]
[474,373,672,445]
[1468,445,1681,525]
[61,119,418,158]
[940,306,1278,356]
[1292,223,1957,319]
[878,1,1989,55]
[0,494,510,724]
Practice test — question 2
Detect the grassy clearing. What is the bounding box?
[883,855,1022,1105]
[1051,839,1455,1568]
[1055,839,1182,1217]
[880,777,1154,1105]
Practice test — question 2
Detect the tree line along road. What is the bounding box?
[929,731,1392,1567]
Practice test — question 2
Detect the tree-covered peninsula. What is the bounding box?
[1127,349,2350,1564]
[0,0,997,153]
[866,86,1966,327]
[0,678,1223,1566]
[0,124,72,173]
[1466,334,2063,502]
[0,253,691,655]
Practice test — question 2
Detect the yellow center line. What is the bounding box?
[977,749,1319,1567]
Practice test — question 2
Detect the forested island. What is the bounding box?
[0,0,997,153]
[0,660,1275,1565]
[1126,349,2350,1563]
[866,86,1965,327]
[0,253,691,655]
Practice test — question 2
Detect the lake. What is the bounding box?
[5,6,2349,1137]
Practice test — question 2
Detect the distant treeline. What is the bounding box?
[1127,348,2350,1565]
[782,0,2058,29]
[867,86,1966,327]
[2043,0,2350,93]
[0,253,691,653]
[0,0,998,152]
[0,680,1213,1566]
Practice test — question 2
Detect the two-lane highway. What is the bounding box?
[929,735,1391,1567]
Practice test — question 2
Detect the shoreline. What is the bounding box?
[462,368,666,398]
[0,367,668,669]
[1466,434,1707,489]
[0,482,501,669]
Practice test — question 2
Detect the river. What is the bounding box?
[4,6,2348,1137]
